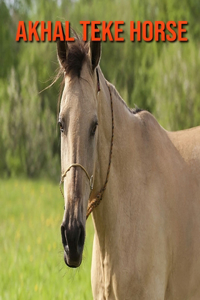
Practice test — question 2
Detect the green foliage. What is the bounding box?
[0,0,18,78]
[0,179,94,299]
[1,68,59,177]
[149,42,200,130]
[0,0,200,177]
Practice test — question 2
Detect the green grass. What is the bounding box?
[0,179,94,300]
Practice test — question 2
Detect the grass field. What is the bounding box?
[0,179,94,300]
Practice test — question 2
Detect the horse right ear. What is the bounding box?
[89,40,101,70]
[57,40,68,69]
[89,23,101,72]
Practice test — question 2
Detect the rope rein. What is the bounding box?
[59,70,114,220]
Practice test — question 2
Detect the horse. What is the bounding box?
[57,36,200,299]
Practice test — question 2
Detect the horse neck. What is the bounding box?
[92,69,141,233]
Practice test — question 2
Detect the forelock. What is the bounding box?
[62,38,90,78]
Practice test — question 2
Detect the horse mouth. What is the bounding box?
[63,248,82,268]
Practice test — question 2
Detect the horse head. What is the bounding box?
[57,37,101,268]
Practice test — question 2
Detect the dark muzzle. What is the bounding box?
[61,220,85,268]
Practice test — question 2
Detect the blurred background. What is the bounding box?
[0,0,200,299]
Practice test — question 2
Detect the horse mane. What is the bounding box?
[109,83,143,115]
[62,37,90,78]
[57,34,90,117]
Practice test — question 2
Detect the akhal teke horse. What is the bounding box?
[57,36,200,299]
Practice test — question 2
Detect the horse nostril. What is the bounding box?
[61,224,67,246]
[78,224,85,250]
[61,222,85,255]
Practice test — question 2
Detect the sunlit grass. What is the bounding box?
[0,179,94,300]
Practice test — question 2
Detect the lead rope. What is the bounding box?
[86,81,114,219]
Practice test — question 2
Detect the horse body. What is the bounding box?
[90,72,200,299]
[57,37,200,299]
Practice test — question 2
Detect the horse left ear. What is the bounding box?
[57,39,68,69]
[89,40,101,70]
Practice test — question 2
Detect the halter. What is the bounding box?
[60,68,114,219]
[60,163,94,191]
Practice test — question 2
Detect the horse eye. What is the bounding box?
[58,121,64,133]
[91,122,98,136]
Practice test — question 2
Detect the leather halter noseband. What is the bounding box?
[60,68,114,219]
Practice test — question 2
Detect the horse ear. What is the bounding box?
[57,40,68,69]
[89,30,101,70]
[90,41,101,70]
